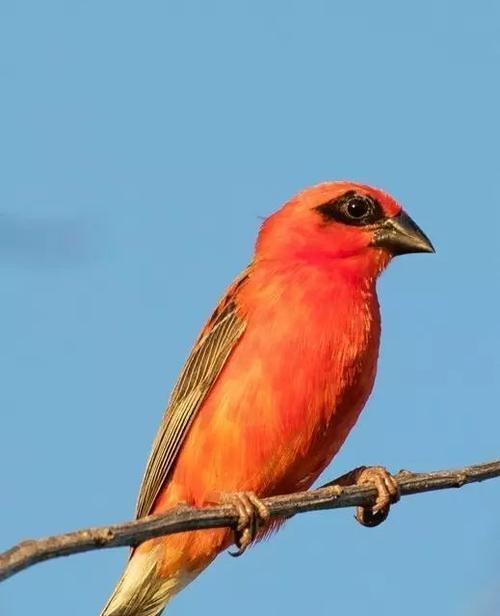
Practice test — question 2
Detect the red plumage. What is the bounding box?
[101,181,433,616]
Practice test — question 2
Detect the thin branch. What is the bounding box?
[1,459,499,583]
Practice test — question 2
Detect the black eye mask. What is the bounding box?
[315,190,384,227]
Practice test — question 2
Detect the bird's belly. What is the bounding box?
[160,309,379,509]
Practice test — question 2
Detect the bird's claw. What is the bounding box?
[221,492,270,557]
[354,465,400,527]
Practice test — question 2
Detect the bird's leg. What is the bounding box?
[321,465,400,527]
[219,492,270,557]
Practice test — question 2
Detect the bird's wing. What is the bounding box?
[135,269,250,519]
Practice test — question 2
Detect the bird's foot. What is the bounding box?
[221,492,270,557]
[353,465,400,527]
[322,465,400,527]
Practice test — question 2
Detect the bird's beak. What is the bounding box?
[372,211,435,255]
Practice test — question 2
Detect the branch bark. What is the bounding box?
[1,459,499,583]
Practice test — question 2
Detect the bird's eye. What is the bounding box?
[345,198,370,220]
[315,190,383,226]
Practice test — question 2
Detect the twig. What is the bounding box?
[1,459,499,583]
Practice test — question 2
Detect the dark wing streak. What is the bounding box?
[135,270,250,520]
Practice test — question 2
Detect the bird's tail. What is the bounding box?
[99,549,199,616]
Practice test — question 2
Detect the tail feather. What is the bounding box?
[100,551,193,616]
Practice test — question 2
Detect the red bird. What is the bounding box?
[101,181,433,616]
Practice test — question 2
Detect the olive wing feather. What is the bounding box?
[135,272,249,519]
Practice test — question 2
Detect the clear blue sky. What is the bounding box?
[1,2,499,615]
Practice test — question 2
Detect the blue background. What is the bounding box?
[1,2,499,615]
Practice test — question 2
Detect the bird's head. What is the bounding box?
[256,181,434,280]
